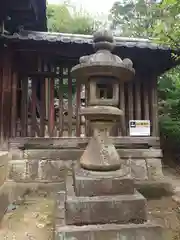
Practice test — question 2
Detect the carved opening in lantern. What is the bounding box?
[97,83,113,99]
[88,76,119,106]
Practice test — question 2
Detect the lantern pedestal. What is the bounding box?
[79,106,123,171]
[55,163,163,239]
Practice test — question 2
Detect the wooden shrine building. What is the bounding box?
[0,0,179,148]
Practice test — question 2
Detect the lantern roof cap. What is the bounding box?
[71,29,135,82]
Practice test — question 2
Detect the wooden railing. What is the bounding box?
[0,49,159,146]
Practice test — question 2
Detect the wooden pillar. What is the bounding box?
[58,66,64,137]
[143,80,150,120]
[21,77,28,137]
[119,82,126,136]
[135,79,141,120]
[1,49,12,148]
[39,58,46,137]
[40,79,46,137]
[127,81,134,135]
[49,77,54,137]
[68,67,73,136]
[76,81,81,137]
[150,76,158,136]
[85,82,91,136]
[0,54,3,144]
[31,78,37,137]
[11,72,17,137]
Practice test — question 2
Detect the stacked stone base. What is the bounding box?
[55,163,164,240]
[56,223,163,239]
[0,152,15,222]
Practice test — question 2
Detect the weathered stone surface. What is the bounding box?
[23,148,162,161]
[9,136,160,150]
[135,180,173,198]
[119,149,162,158]
[55,223,164,240]
[74,165,134,196]
[146,158,163,180]
[14,182,65,196]
[65,189,147,225]
[25,149,81,160]
[8,148,24,160]
[131,159,148,180]
[8,159,72,182]
[27,160,38,180]
[8,160,27,181]
[38,160,66,182]
[0,183,9,222]
[0,152,9,186]
[80,122,121,171]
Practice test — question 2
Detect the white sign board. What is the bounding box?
[129,120,150,136]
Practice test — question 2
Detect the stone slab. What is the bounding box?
[9,137,160,149]
[24,148,162,160]
[0,152,9,186]
[135,179,173,198]
[8,160,27,181]
[146,158,163,180]
[73,164,134,196]
[55,223,164,240]
[131,159,148,180]
[65,176,147,225]
[0,183,9,222]
[8,159,72,182]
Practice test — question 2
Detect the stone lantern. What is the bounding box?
[56,30,164,240]
[71,30,135,171]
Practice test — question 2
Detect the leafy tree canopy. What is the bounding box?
[47,2,102,34]
[109,0,180,154]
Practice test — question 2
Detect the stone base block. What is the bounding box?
[74,164,134,196]
[0,152,9,186]
[65,176,147,225]
[55,223,163,240]
[0,183,9,222]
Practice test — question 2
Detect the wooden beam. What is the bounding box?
[76,81,81,137]
[151,77,158,136]
[31,78,37,137]
[20,77,28,137]
[135,79,141,120]
[119,82,126,136]
[143,79,150,120]
[58,66,64,137]
[49,76,54,137]
[11,72,17,137]
[68,67,73,136]
[127,81,134,135]
[19,71,69,78]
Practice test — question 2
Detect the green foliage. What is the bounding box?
[152,0,180,49]
[109,0,160,37]
[158,66,180,147]
[109,0,180,153]
[46,2,99,99]
[47,2,99,34]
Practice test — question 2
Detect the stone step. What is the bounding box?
[55,222,163,240]
[65,190,147,225]
[74,164,135,196]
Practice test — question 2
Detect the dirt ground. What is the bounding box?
[0,167,180,240]
[148,197,180,240]
[0,194,55,240]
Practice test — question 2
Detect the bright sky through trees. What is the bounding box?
[48,0,115,14]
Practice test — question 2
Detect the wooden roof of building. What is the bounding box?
[1,30,179,76]
[0,0,47,33]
